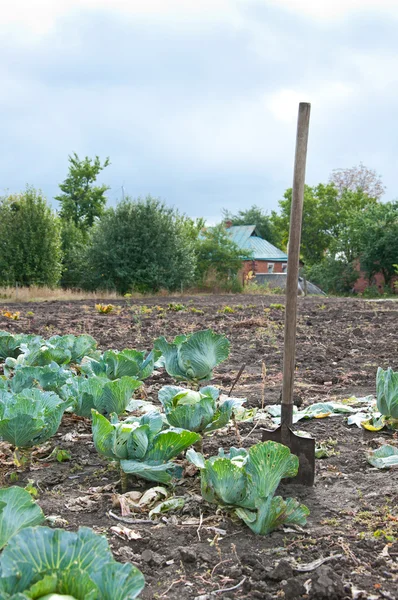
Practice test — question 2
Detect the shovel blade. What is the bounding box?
[262,426,315,486]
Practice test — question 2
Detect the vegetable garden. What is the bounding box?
[0,295,397,599]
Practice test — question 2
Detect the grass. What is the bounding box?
[0,286,124,303]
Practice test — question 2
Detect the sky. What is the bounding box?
[1,0,398,222]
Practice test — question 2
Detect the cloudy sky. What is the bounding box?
[1,0,397,222]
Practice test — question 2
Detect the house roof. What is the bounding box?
[227,225,288,261]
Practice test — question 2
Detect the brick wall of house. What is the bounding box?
[242,260,287,280]
[354,267,398,294]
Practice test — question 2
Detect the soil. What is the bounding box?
[0,294,397,600]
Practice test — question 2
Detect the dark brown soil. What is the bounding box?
[1,295,397,600]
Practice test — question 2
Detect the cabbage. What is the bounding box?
[92,410,200,483]
[376,367,398,418]
[61,376,142,417]
[81,348,160,380]
[154,329,230,382]
[159,385,245,433]
[9,364,72,394]
[187,441,310,535]
[0,389,67,447]
[0,526,144,599]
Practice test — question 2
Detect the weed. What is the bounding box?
[189,307,204,315]
[270,303,285,310]
[95,303,114,314]
[2,310,20,320]
[218,306,235,314]
[167,303,186,312]
[26,311,34,318]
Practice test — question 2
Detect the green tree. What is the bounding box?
[341,202,398,287]
[60,220,89,288]
[305,257,358,295]
[222,205,278,246]
[84,196,196,294]
[195,224,250,285]
[0,188,62,287]
[55,153,110,230]
[271,184,377,265]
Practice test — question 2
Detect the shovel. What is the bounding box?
[262,102,315,486]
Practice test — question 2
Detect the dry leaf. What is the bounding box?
[110,526,142,541]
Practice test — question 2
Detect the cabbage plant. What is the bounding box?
[376,367,398,419]
[159,385,245,433]
[154,329,230,383]
[92,410,200,483]
[0,332,42,361]
[0,389,67,447]
[0,526,145,599]
[0,486,44,550]
[81,348,160,380]
[187,441,310,535]
[61,376,142,417]
[8,364,72,394]
[5,334,99,371]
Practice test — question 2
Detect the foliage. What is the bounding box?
[0,389,67,447]
[61,376,142,418]
[0,525,144,599]
[376,367,398,419]
[187,442,309,534]
[8,364,71,394]
[95,303,114,314]
[0,487,44,550]
[159,385,245,433]
[60,219,89,288]
[4,334,98,370]
[92,410,200,483]
[305,256,358,295]
[0,333,39,360]
[329,162,385,200]
[154,329,230,383]
[195,224,249,285]
[343,202,398,287]
[84,196,196,294]
[367,445,398,469]
[0,188,62,287]
[81,349,160,381]
[222,205,279,245]
[270,184,377,265]
[56,153,110,230]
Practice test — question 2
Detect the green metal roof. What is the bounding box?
[227,225,288,261]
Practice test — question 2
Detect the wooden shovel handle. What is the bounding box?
[281,103,311,426]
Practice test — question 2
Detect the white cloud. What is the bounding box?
[267,0,398,20]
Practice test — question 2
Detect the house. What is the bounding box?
[224,221,288,280]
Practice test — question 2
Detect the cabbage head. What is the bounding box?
[61,376,142,417]
[187,441,310,535]
[154,329,230,382]
[8,364,72,395]
[0,389,67,447]
[159,385,245,433]
[0,526,144,599]
[376,367,398,419]
[0,332,42,361]
[92,410,200,483]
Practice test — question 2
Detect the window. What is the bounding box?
[282,263,287,273]
[267,263,274,273]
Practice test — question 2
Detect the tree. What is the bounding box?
[195,224,250,285]
[0,188,62,287]
[270,184,377,265]
[329,163,385,199]
[55,153,110,230]
[222,205,278,246]
[342,202,398,287]
[305,257,358,295]
[59,220,89,288]
[84,196,196,294]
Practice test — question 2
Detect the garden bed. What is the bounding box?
[0,294,397,599]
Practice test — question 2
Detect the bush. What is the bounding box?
[0,188,62,287]
[60,220,89,288]
[306,256,358,295]
[84,196,196,294]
